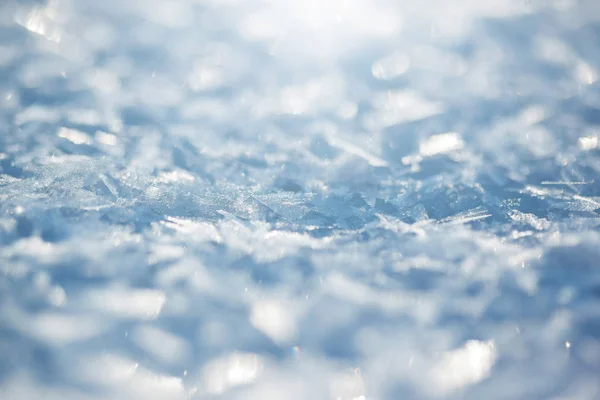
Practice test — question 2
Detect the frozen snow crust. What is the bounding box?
[1,0,600,399]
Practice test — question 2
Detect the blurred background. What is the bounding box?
[1,0,600,399]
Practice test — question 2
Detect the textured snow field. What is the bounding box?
[1,0,600,399]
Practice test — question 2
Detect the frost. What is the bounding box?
[130,325,190,365]
[200,352,265,395]
[79,286,166,320]
[57,127,91,145]
[250,299,298,344]
[429,340,497,396]
[419,132,465,157]
[1,0,600,399]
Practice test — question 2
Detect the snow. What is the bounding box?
[1,0,600,399]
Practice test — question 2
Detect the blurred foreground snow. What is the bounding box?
[1,0,600,398]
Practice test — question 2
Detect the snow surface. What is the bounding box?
[1,0,600,398]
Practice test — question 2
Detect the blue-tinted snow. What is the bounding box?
[1,0,600,399]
